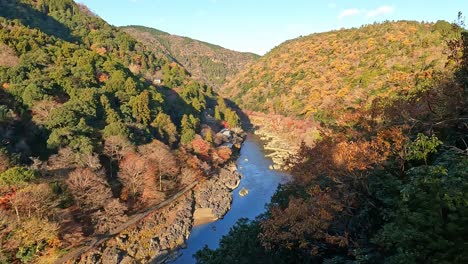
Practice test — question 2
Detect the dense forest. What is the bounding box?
[223,21,457,124]
[0,0,242,262]
[1,1,467,263]
[196,17,468,264]
[121,26,259,90]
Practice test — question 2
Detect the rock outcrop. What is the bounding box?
[193,166,242,222]
[75,129,246,264]
[239,187,249,197]
[77,193,194,264]
[255,130,297,170]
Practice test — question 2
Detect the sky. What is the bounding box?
[77,0,468,55]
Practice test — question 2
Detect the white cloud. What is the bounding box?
[338,8,361,20]
[338,5,395,20]
[366,5,394,18]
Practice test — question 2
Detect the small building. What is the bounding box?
[220,129,232,138]
[153,78,162,85]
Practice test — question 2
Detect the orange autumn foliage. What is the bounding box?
[260,185,347,254]
[216,147,232,162]
[98,73,109,83]
[91,44,107,55]
[191,137,210,158]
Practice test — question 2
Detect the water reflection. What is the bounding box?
[171,134,290,264]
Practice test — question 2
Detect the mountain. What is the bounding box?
[0,1,242,262]
[121,25,259,90]
[196,20,468,264]
[222,21,456,125]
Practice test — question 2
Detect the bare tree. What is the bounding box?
[91,199,128,234]
[9,183,57,222]
[103,136,133,177]
[66,168,112,211]
[138,140,179,191]
[119,152,148,199]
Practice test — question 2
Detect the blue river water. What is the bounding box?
[171,134,290,263]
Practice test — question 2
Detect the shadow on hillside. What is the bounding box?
[0,90,50,162]
[0,0,78,43]
[225,99,253,132]
[158,86,198,125]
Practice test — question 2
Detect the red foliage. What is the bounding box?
[0,187,16,210]
[191,137,210,159]
[2,82,9,90]
[186,155,201,169]
[221,120,230,129]
[216,147,232,162]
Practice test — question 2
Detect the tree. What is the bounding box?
[131,90,151,125]
[9,183,56,222]
[138,140,179,192]
[10,217,59,263]
[0,167,36,187]
[204,128,213,144]
[224,109,239,128]
[260,186,346,256]
[66,168,113,212]
[191,137,210,159]
[91,199,128,234]
[119,152,149,201]
[373,155,468,263]
[406,133,442,165]
[100,94,121,124]
[216,97,227,112]
[180,114,197,145]
[151,112,178,146]
[214,106,222,121]
[103,135,133,177]
[67,168,128,234]
[216,147,232,163]
[195,218,273,264]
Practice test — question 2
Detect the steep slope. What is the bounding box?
[0,1,242,262]
[196,21,468,264]
[223,21,456,125]
[122,25,259,90]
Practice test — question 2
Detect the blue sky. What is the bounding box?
[77,0,468,55]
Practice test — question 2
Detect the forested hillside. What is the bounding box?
[122,25,259,90]
[196,18,468,263]
[223,21,457,125]
[0,0,241,262]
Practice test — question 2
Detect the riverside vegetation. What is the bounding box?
[196,15,468,264]
[0,1,467,264]
[0,0,245,263]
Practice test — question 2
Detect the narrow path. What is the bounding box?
[54,181,199,264]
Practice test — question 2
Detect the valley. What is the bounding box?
[0,1,467,264]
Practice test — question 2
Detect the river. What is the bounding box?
[170,134,291,263]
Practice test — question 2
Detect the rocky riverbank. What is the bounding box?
[76,192,194,264]
[254,129,298,170]
[72,130,245,264]
[193,164,242,225]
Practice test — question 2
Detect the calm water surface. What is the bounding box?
[171,134,291,263]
